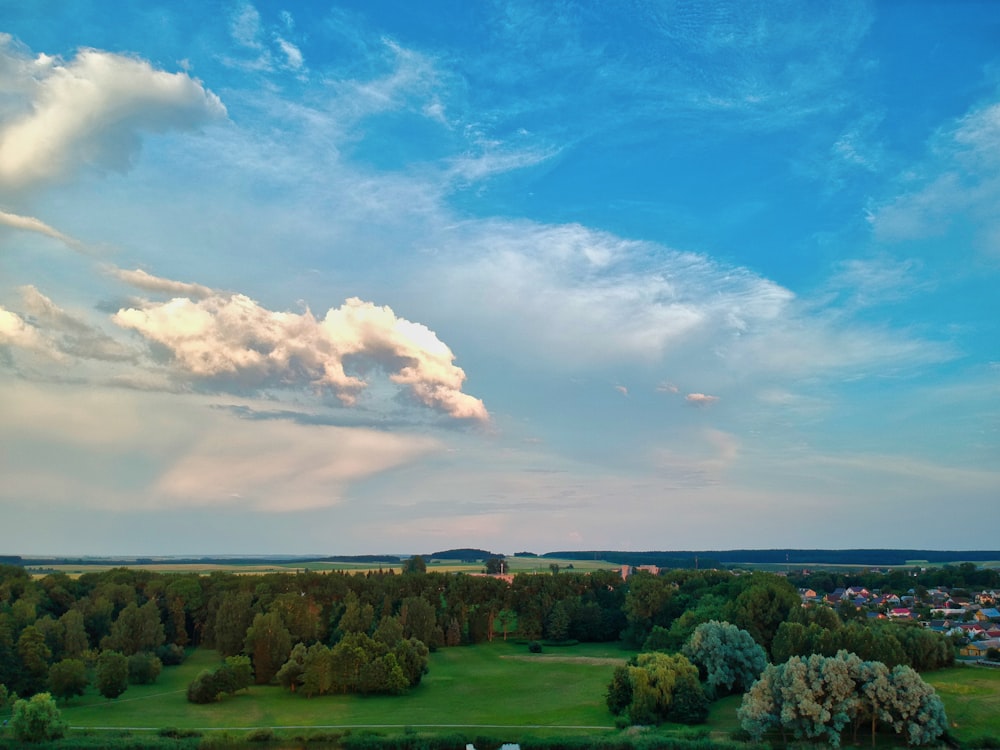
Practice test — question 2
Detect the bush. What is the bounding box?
[128,652,163,685]
[245,727,277,742]
[528,641,542,653]
[187,669,222,704]
[158,726,203,738]
[11,692,68,743]
[155,643,186,666]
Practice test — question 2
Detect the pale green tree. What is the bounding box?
[11,692,67,743]
[682,620,767,698]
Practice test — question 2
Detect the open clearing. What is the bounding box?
[57,642,633,736]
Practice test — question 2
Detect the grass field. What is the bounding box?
[2,644,998,746]
[54,642,633,736]
[925,665,1000,745]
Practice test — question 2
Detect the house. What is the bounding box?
[960,639,1000,658]
[975,607,1000,622]
[889,608,912,618]
[619,564,660,580]
[846,586,870,599]
[798,588,818,600]
[826,588,846,605]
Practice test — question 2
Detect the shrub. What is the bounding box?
[128,652,163,685]
[245,727,277,742]
[155,643,186,666]
[11,692,68,743]
[528,641,542,653]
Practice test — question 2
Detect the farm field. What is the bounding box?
[27,556,620,578]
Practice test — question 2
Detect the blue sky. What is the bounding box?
[0,1,997,555]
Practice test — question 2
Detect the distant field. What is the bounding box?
[28,556,621,578]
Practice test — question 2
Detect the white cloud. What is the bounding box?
[0,39,226,189]
[109,267,214,299]
[870,99,1000,259]
[434,220,793,365]
[0,210,88,253]
[0,305,56,356]
[113,289,488,420]
[686,393,719,406]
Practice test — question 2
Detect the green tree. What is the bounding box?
[726,574,799,657]
[485,556,505,575]
[212,590,254,657]
[103,601,165,656]
[739,651,948,747]
[16,625,52,696]
[606,652,706,726]
[244,611,292,684]
[400,596,437,646]
[59,609,89,658]
[95,651,129,700]
[276,642,307,692]
[682,620,768,698]
[403,555,427,574]
[338,591,375,636]
[127,652,163,685]
[11,692,67,743]
[546,601,571,642]
[47,659,87,703]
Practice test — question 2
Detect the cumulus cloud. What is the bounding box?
[112,289,488,421]
[0,38,226,189]
[0,305,55,356]
[109,267,214,299]
[685,393,719,406]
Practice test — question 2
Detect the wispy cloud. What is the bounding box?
[870,98,1000,260]
[0,210,89,253]
[109,267,215,299]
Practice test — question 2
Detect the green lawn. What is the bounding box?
[926,664,1000,745]
[58,642,633,735]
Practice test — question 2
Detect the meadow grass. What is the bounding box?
[58,641,634,735]
[925,664,1000,745]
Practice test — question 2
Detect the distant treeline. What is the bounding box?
[424,548,498,561]
[9,548,1000,569]
[543,551,718,569]
[545,549,1000,567]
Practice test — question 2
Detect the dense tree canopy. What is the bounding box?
[681,620,767,699]
[738,651,949,747]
